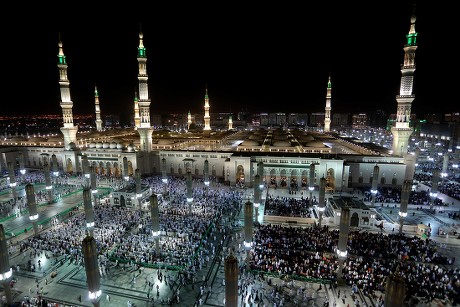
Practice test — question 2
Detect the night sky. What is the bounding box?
[6,2,455,123]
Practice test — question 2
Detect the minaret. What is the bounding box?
[57,34,78,149]
[228,114,233,130]
[203,85,211,133]
[324,74,332,132]
[94,85,103,132]
[136,29,153,152]
[134,90,141,129]
[187,110,192,130]
[391,6,418,157]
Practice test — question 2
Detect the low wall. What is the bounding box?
[263,215,316,225]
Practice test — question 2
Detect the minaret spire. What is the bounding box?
[134,89,141,129]
[136,28,154,152]
[228,114,233,130]
[324,73,332,132]
[391,5,417,157]
[57,33,78,149]
[94,85,103,132]
[203,84,211,133]
[187,110,192,130]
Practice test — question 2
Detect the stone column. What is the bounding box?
[7,161,17,205]
[186,171,193,215]
[150,194,161,255]
[43,160,54,203]
[309,163,316,203]
[26,183,39,236]
[83,187,95,237]
[204,159,210,186]
[371,165,379,206]
[399,180,411,234]
[442,153,449,177]
[253,174,261,222]
[135,169,142,210]
[90,166,98,207]
[51,154,59,185]
[0,224,13,305]
[244,200,253,267]
[318,176,326,227]
[430,169,440,210]
[384,269,406,307]
[82,235,101,306]
[225,253,239,307]
[336,206,350,283]
[82,155,90,181]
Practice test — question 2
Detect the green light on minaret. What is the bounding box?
[406,33,417,46]
[58,55,66,65]
[138,47,146,57]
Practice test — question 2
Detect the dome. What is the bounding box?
[127,143,135,152]
[305,141,325,147]
[102,142,110,149]
[158,139,175,145]
[96,142,103,149]
[110,142,117,149]
[116,143,123,149]
[299,135,315,142]
[89,142,96,148]
[241,140,259,146]
[273,141,291,147]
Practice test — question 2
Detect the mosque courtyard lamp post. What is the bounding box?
[186,171,193,215]
[161,157,168,194]
[43,158,54,204]
[7,161,18,205]
[318,176,326,228]
[82,235,101,306]
[253,174,261,223]
[244,200,254,268]
[398,180,411,234]
[371,165,380,207]
[0,224,13,305]
[309,163,316,204]
[429,169,440,211]
[26,183,39,236]
[204,159,210,186]
[123,157,130,183]
[19,152,26,177]
[150,194,161,255]
[135,169,143,210]
[83,186,95,237]
[52,154,60,185]
[336,206,350,284]
[89,166,98,207]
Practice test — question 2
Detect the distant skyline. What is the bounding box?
[6,2,456,123]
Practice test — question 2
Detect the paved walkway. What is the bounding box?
[1,184,460,306]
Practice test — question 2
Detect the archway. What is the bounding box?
[326,168,335,192]
[66,158,73,174]
[114,163,120,178]
[350,212,359,227]
[236,165,245,185]
[269,169,277,187]
[106,162,113,177]
[280,169,287,188]
[290,169,298,190]
[301,170,308,188]
[128,161,134,176]
[120,195,126,207]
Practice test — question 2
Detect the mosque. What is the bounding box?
[0,9,420,195]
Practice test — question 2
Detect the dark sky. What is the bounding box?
[6,2,456,123]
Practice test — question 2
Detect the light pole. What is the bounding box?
[309,163,316,204]
[371,165,379,206]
